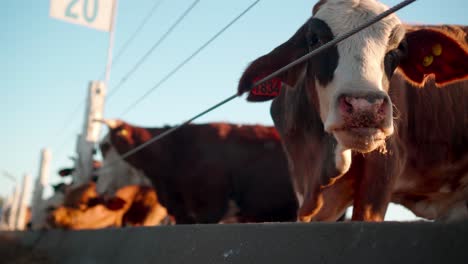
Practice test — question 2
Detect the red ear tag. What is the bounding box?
[251,77,282,97]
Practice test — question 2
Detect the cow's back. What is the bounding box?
[161,123,297,223]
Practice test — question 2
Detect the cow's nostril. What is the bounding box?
[338,92,388,115]
[377,99,387,115]
[340,97,354,114]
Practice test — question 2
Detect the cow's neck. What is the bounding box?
[273,80,351,185]
[270,81,348,219]
[132,127,174,198]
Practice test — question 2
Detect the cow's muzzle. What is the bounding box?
[328,91,393,153]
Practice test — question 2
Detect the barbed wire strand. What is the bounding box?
[100,0,165,81]
[106,0,201,101]
[118,0,261,117]
[51,100,83,148]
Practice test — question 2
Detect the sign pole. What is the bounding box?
[49,0,118,184]
[104,0,118,86]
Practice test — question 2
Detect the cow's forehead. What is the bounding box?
[312,0,403,85]
[313,0,402,40]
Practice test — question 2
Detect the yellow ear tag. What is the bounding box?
[422,55,434,67]
[432,43,442,56]
[118,129,129,137]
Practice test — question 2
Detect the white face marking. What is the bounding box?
[334,145,352,175]
[313,0,402,135]
[96,134,150,195]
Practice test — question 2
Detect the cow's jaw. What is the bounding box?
[313,0,401,153]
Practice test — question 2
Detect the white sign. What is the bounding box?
[50,0,115,32]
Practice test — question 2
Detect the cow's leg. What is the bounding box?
[302,138,354,222]
[351,142,402,221]
[167,199,196,224]
[173,214,196,224]
[312,174,355,221]
[170,200,197,224]
[298,184,323,222]
[287,148,324,222]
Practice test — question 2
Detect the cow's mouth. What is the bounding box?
[333,127,388,153]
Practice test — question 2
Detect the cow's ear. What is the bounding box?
[399,28,468,87]
[238,25,308,102]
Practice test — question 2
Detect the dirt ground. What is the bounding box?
[0,235,52,264]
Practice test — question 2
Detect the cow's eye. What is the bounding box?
[307,34,321,47]
[385,40,408,77]
[385,50,401,77]
[396,40,408,57]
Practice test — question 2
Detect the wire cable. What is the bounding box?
[102,0,165,80]
[106,0,201,101]
[51,100,84,148]
[118,0,261,117]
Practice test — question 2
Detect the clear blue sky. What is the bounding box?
[1,0,466,220]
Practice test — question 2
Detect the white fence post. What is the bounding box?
[8,185,20,230]
[15,174,32,230]
[0,193,13,229]
[31,148,52,229]
[73,81,106,185]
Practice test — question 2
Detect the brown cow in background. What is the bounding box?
[97,120,298,224]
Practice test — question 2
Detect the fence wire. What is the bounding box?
[106,0,200,102]
[118,0,261,117]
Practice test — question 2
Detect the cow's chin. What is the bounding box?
[333,128,389,153]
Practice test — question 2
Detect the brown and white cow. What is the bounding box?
[96,132,151,196]
[49,184,168,229]
[97,120,298,224]
[238,0,468,221]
